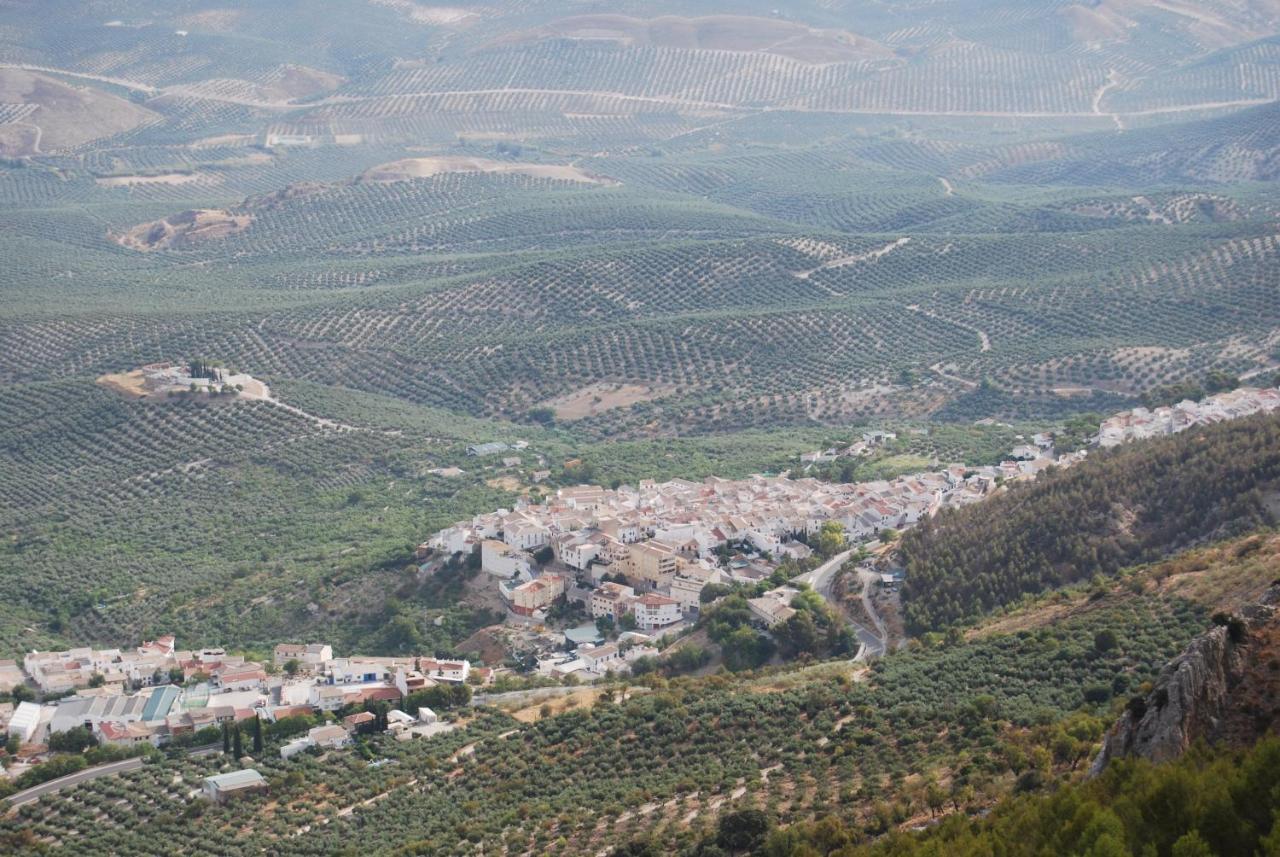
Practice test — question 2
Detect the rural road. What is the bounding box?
[855,568,888,657]
[4,61,1270,120]
[795,548,854,593]
[797,548,886,659]
[4,756,144,809]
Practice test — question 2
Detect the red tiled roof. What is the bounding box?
[271,705,314,721]
[98,721,128,740]
[636,594,676,606]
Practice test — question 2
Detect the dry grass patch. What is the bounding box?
[96,371,150,398]
[543,382,675,420]
[1154,533,1280,611]
[509,688,604,722]
[485,475,522,492]
[361,156,614,185]
[491,15,892,63]
[0,69,158,156]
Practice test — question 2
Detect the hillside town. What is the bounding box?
[425,446,1083,625]
[1,637,475,767]
[425,385,1280,648]
[1096,385,1280,447]
[6,386,1277,793]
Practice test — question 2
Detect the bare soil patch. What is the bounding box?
[485,475,523,492]
[454,626,509,665]
[175,9,244,32]
[544,382,674,420]
[0,69,157,156]
[95,172,218,188]
[368,1,479,27]
[490,15,892,63]
[96,371,150,398]
[361,156,612,185]
[114,209,252,251]
[263,65,344,101]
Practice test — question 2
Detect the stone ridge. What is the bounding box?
[1090,584,1280,775]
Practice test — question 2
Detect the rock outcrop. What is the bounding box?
[114,209,253,251]
[1090,584,1280,776]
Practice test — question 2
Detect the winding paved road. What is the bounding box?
[797,548,886,659]
[795,548,853,594]
[4,757,144,809]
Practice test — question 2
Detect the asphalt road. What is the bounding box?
[796,547,886,659]
[795,548,854,594]
[5,756,145,808]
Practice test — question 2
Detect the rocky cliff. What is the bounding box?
[1090,584,1280,776]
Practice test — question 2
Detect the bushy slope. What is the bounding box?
[1,595,1206,854]
[899,412,1280,631]
[741,737,1280,857]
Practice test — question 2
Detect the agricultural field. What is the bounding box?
[0,549,1229,853]
[0,0,1277,656]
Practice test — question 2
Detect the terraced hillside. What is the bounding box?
[17,528,1280,853]
[0,0,1277,655]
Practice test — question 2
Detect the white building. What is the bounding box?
[630,594,680,630]
[419,658,470,684]
[308,724,352,750]
[503,518,549,550]
[280,736,315,759]
[8,700,42,743]
[578,643,622,672]
[203,769,267,802]
[481,539,532,579]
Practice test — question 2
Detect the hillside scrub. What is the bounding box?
[899,413,1280,632]
[751,737,1280,857]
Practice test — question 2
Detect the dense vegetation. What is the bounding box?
[1,587,1208,853]
[899,413,1280,632]
[729,737,1280,857]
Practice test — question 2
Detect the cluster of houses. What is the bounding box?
[2,637,483,754]
[278,705,449,761]
[424,448,1083,624]
[529,628,663,682]
[428,448,1089,578]
[1097,386,1280,447]
[798,430,900,466]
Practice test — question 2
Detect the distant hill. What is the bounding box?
[983,100,1280,184]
